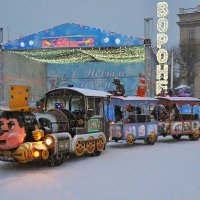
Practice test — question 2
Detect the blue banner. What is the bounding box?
[2,22,143,50]
[48,62,145,96]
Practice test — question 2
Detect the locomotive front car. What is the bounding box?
[0,86,110,166]
[108,96,158,145]
[37,87,111,166]
[156,97,200,141]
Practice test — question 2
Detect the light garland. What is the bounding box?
[157,33,168,49]
[156,1,169,95]
[157,18,168,33]
[157,49,168,64]
[156,64,168,79]
[9,46,145,64]
[157,2,169,17]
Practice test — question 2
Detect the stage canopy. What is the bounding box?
[1,22,145,63]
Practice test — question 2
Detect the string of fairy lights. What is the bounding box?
[9,46,145,64]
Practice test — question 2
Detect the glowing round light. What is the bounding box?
[115,38,121,44]
[33,150,40,158]
[157,49,168,64]
[29,40,34,46]
[157,2,169,18]
[157,18,168,33]
[104,37,109,43]
[45,137,53,145]
[157,33,168,48]
[20,42,25,47]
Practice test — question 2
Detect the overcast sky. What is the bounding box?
[0,0,199,48]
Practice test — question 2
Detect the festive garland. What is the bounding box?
[9,46,145,64]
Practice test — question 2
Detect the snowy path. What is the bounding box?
[0,136,200,200]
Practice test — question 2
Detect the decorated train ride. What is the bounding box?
[0,85,110,166]
[0,80,200,167]
[107,95,200,144]
[107,78,200,144]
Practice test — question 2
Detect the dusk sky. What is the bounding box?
[0,0,200,48]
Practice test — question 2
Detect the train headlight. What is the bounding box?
[33,150,40,158]
[45,136,54,146]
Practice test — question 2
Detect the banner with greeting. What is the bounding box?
[48,62,146,96]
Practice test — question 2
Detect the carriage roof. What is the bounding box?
[45,87,112,98]
[156,96,200,106]
[109,96,158,107]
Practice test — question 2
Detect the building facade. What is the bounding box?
[177,5,200,97]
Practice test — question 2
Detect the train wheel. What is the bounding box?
[172,135,181,140]
[86,136,95,154]
[145,132,157,145]
[41,149,49,160]
[96,135,105,152]
[48,153,64,167]
[75,138,85,156]
[189,129,200,141]
[126,134,135,145]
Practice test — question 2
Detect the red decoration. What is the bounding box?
[136,73,146,97]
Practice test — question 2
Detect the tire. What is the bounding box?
[86,136,95,154]
[96,135,105,152]
[189,130,200,141]
[145,132,157,145]
[75,138,85,157]
[47,154,64,167]
[126,134,135,145]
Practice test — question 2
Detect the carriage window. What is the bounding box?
[136,105,147,122]
[46,96,65,110]
[88,98,102,115]
[71,96,84,112]
[124,104,136,123]
[114,106,122,122]
[148,105,155,114]
[170,104,180,121]
[55,102,63,109]
[192,105,199,120]
[137,105,145,114]
[148,104,157,121]
[181,104,191,114]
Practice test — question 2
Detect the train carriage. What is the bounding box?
[0,86,111,166]
[107,96,158,145]
[1,84,200,168]
[156,97,200,140]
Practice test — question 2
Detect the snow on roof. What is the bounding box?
[111,96,158,101]
[157,96,200,102]
[109,95,158,106]
[46,87,112,97]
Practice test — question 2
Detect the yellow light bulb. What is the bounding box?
[33,151,40,158]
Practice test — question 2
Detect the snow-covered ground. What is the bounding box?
[0,136,200,200]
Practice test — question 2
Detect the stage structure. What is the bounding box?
[1,22,157,99]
